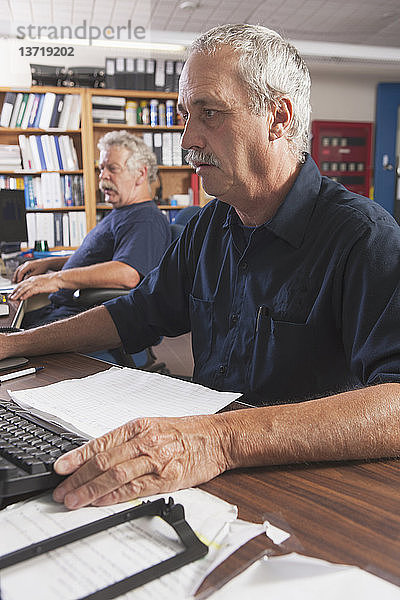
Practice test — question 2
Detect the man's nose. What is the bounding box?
[99,168,110,179]
[180,117,205,150]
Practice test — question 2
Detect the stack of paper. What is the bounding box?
[9,366,242,438]
[0,488,267,600]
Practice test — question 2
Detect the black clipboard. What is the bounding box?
[0,498,208,600]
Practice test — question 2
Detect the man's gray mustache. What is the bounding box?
[185,150,220,168]
[100,183,118,192]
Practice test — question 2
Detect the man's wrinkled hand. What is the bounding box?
[53,415,228,509]
[10,273,62,301]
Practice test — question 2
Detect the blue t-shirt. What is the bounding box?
[51,201,171,307]
[105,156,400,405]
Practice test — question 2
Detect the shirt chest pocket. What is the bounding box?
[270,274,321,325]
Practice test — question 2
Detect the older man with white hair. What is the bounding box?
[1,24,399,509]
[10,130,171,327]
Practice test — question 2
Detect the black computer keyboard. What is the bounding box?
[0,400,87,503]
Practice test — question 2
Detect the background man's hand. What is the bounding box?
[53,415,229,509]
[12,258,52,283]
[10,272,63,301]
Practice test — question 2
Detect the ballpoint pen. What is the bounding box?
[0,366,44,383]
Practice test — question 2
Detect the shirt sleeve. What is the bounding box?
[104,220,195,354]
[339,216,400,386]
[111,211,171,277]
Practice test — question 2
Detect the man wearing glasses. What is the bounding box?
[10,131,171,328]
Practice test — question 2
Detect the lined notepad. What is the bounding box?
[9,366,241,438]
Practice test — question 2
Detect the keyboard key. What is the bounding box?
[47,448,62,458]
[24,459,47,474]
[38,443,53,452]
[56,441,76,452]
[21,424,37,433]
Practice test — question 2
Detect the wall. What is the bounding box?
[309,62,400,123]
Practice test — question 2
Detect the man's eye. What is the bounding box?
[204,109,216,118]
[180,112,188,122]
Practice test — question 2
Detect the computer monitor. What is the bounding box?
[0,190,28,247]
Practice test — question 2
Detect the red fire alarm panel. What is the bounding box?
[311,120,373,198]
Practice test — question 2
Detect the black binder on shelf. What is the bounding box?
[173,60,184,92]
[0,498,208,600]
[49,94,64,128]
[114,57,126,90]
[64,67,105,88]
[145,58,156,90]
[153,132,163,164]
[164,60,175,92]
[125,57,136,90]
[105,58,116,88]
[30,64,67,87]
[154,59,166,91]
[0,92,17,127]
[135,57,146,90]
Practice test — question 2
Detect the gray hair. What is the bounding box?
[98,130,158,182]
[190,24,311,162]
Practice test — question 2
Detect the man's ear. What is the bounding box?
[269,98,293,141]
[135,165,148,185]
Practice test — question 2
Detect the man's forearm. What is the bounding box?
[1,306,122,358]
[57,261,140,290]
[47,256,70,270]
[217,383,400,469]
[53,381,400,510]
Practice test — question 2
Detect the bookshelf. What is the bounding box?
[0,85,195,250]
[84,88,193,217]
[0,86,86,249]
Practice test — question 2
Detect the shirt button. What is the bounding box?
[218,365,226,374]
[231,314,239,324]
[240,262,248,271]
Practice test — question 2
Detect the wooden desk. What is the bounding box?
[0,353,399,596]
[1,294,49,330]
[0,294,24,329]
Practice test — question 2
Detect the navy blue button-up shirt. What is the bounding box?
[106,155,400,405]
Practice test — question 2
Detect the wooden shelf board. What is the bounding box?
[0,128,81,134]
[27,206,85,212]
[96,203,186,211]
[94,164,191,171]
[87,89,179,100]
[0,170,83,175]
[92,123,183,131]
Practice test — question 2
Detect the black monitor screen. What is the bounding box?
[0,190,28,243]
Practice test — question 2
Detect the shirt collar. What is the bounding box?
[267,154,322,248]
[222,154,322,248]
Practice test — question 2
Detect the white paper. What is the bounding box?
[264,521,291,545]
[208,553,400,599]
[9,367,242,438]
[0,275,15,292]
[0,488,265,600]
